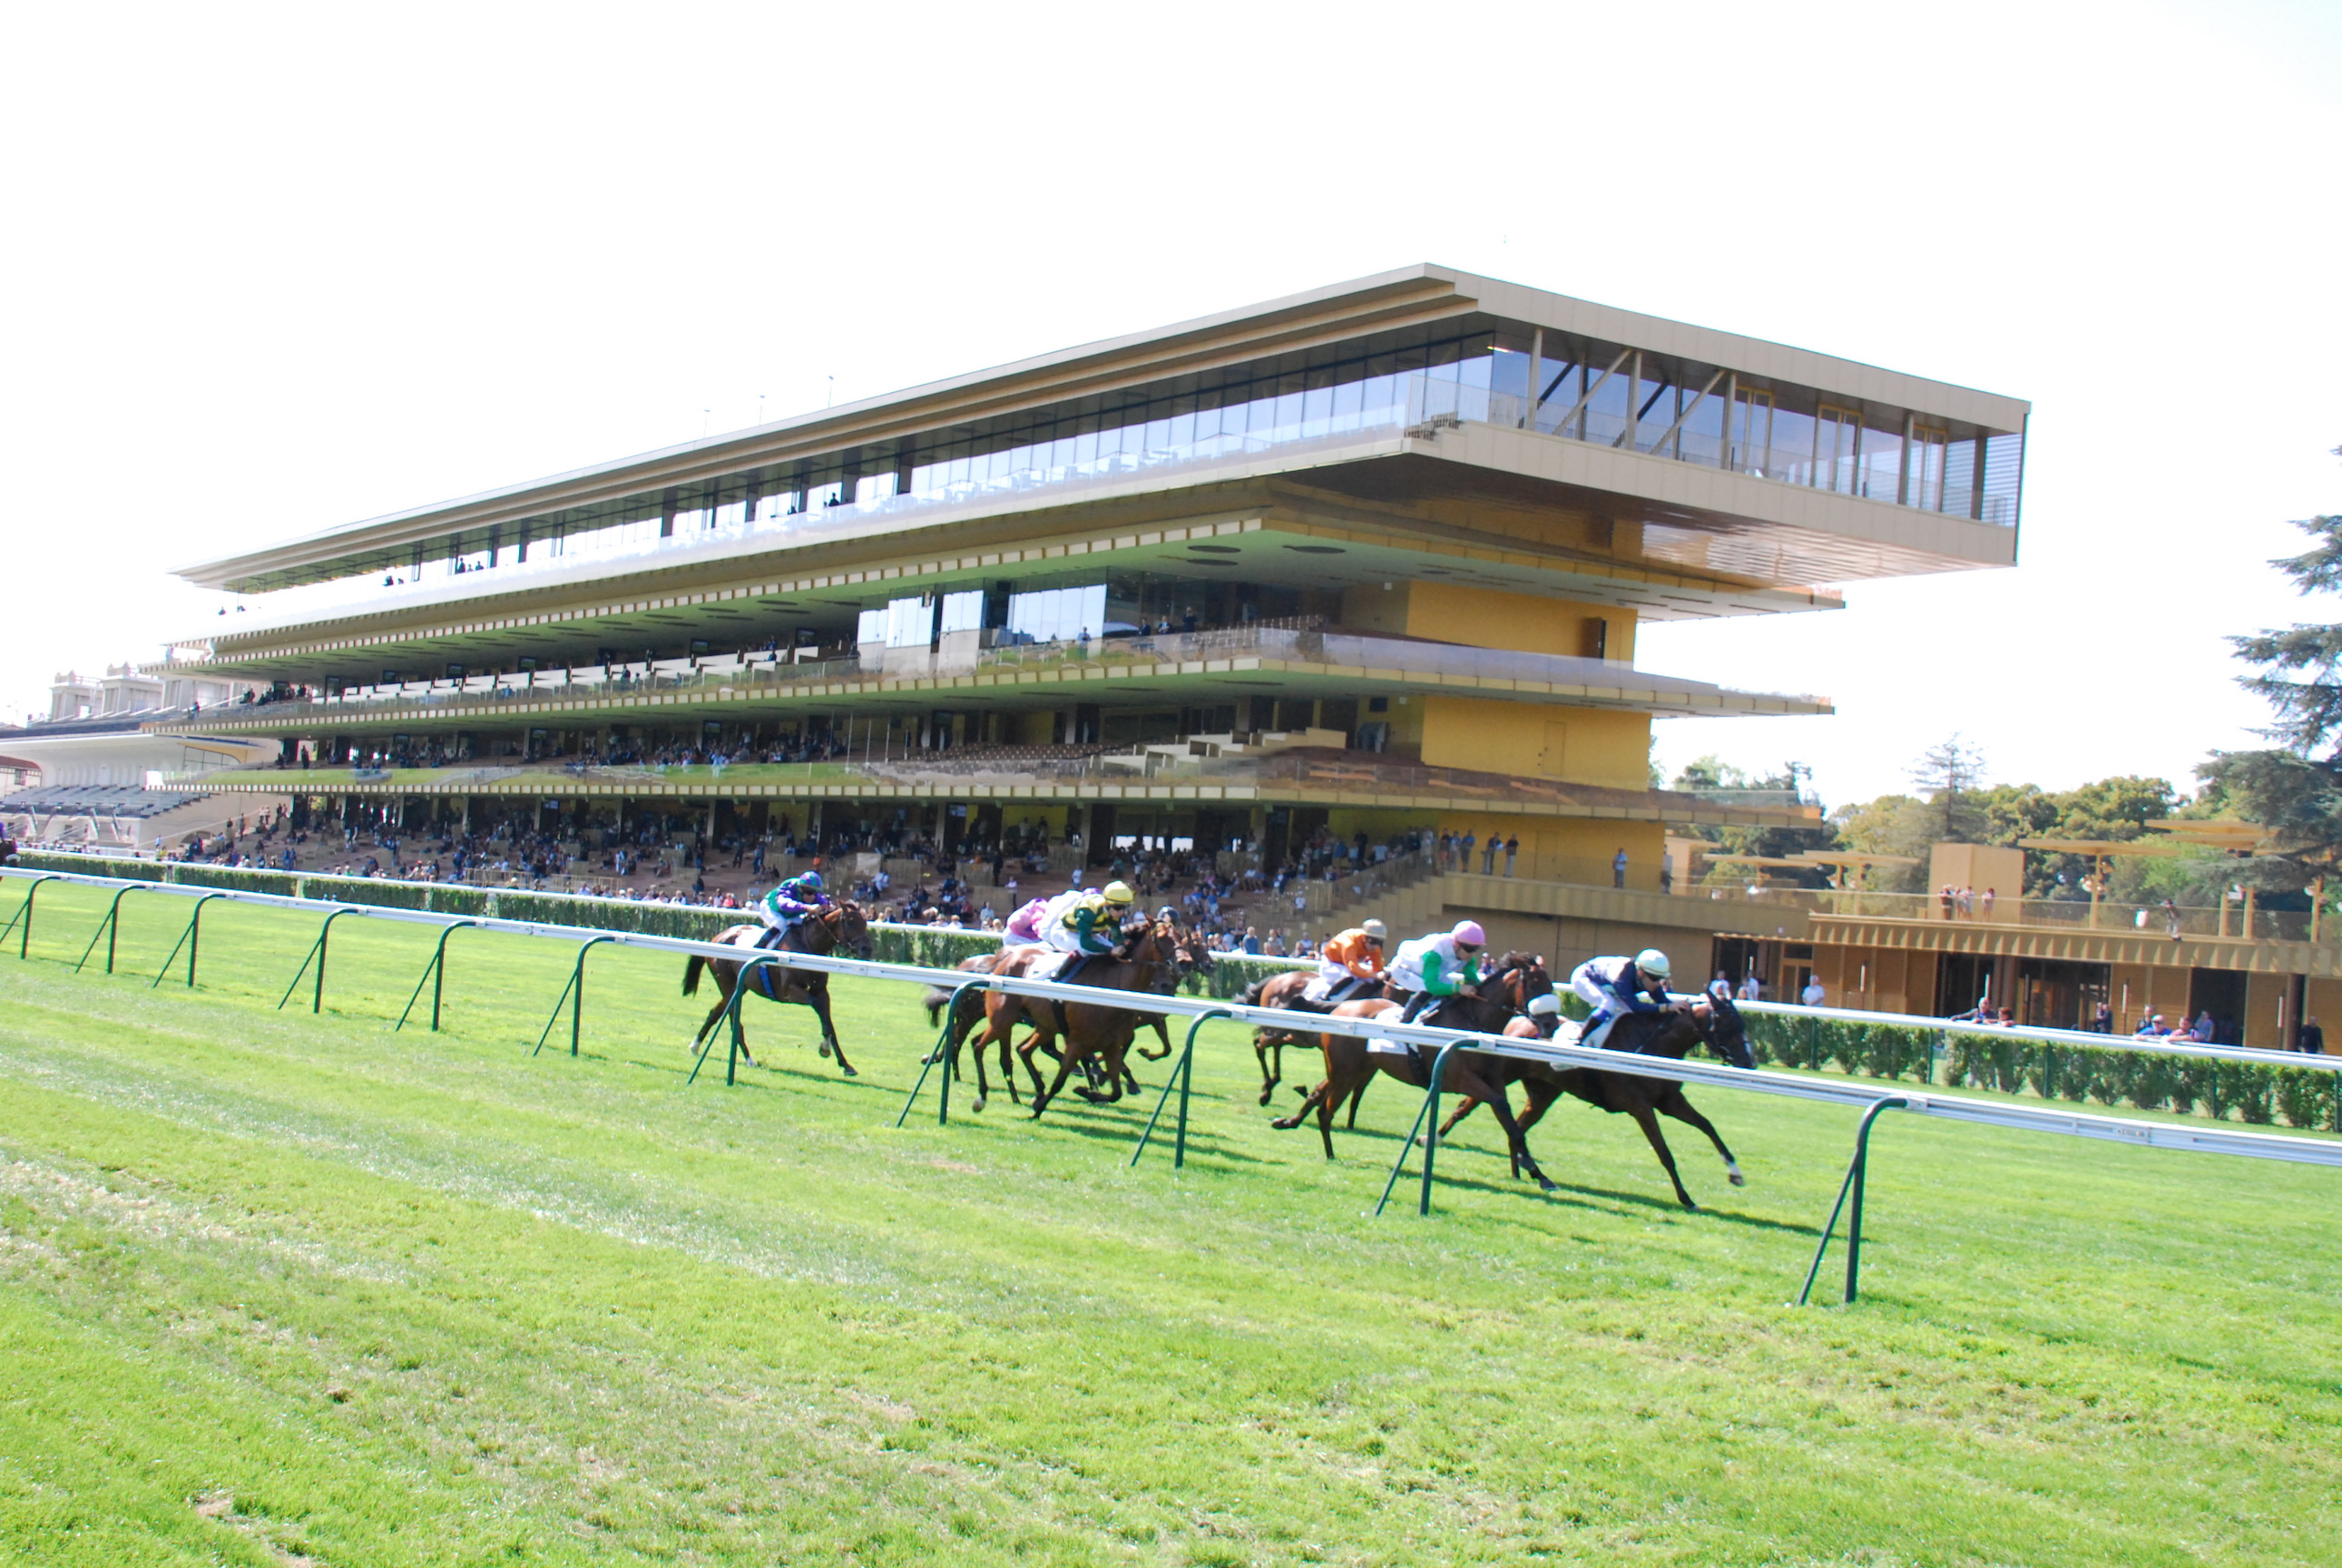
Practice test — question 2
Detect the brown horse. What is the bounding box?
[974,917,1187,1117]
[1270,954,1559,1190]
[1238,966,1390,1107]
[924,930,1194,1112]
[682,901,874,1074]
[1438,994,1754,1210]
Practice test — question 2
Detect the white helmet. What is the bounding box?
[1527,992,1562,1016]
[1634,948,1671,984]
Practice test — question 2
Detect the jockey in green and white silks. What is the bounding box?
[754,870,828,950]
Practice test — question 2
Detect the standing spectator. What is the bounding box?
[2298,1014,2326,1054]
[1800,975,1827,1008]
[2091,1000,2113,1034]
[1737,972,1762,1002]
[1939,886,1955,920]
[1482,832,1499,876]
[1612,846,1629,888]
[2192,1009,2216,1043]
[1460,828,1477,874]
[1503,834,1518,877]
[1981,887,1997,921]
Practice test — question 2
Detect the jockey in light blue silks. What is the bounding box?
[1570,948,1674,1050]
[753,870,828,950]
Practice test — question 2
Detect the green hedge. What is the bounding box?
[1741,1012,2337,1132]
[7,850,1308,997]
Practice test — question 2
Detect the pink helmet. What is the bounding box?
[1451,920,1486,947]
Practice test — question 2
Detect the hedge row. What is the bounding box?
[1742,1013,2341,1131]
[7,850,1307,997]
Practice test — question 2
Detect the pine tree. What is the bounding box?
[2202,446,2342,890]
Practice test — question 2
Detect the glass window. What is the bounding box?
[1982,431,2024,525]
[1815,407,1861,493]
[1723,390,1770,475]
[884,595,934,649]
[1858,416,1903,502]
[939,591,985,633]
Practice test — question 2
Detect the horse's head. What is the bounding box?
[1488,952,1558,1026]
[1696,993,1755,1070]
[828,901,874,959]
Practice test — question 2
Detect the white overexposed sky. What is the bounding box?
[1,1,2335,810]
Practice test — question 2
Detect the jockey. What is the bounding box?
[1045,880,1137,985]
[1004,895,1051,945]
[1570,948,1674,1050]
[1388,920,1486,1025]
[753,870,828,950]
[1303,919,1387,1007]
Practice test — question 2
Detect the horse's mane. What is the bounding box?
[1491,951,1543,975]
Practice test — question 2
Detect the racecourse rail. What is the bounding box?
[5,865,2339,1305]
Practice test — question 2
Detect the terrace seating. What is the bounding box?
[0,783,206,820]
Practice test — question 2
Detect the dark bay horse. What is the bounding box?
[974,917,1188,1117]
[1270,954,1559,1190]
[1439,994,1754,1209]
[682,901,874,1074]
[1238,966,1391,1107]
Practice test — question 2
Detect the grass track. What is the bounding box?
[1,878,2338,1565]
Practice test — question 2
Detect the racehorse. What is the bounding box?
[682,901,874,1075]
[1298,954,1553,1129]
[1238,966,1390,1107]
[1270,954,1559,1189]
[1437,993,1754,1210]
[971,916,1187,1117]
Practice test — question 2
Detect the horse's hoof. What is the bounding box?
[819,1042,834,1059]
[1290,1084,1308,1099]
[971,1098,985,1113]
[1728,1171,1748,1187]
[1679,1197,1700,1210]
[1535,1177,1558,1194]
[841,1064,858,1078]
[1072,1086,1106,1103]
[1269,1115,1298,1131]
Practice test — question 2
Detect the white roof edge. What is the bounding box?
[175,262,2030,582]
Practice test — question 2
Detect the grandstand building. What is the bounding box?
[142,265,2028,956]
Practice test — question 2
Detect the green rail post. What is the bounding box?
[7,875,59,960]
[895,977,989,1127]
[73,883,151,975]
[1797,1095,1908,1307]
[393,920,476,1033]
[1374,1040,1459,1219]
[533,935,616,1057]
[688,956,773,1086]
[1808,1014,1821,1072]
[1132,1008,1229,1168]
[151,893,226,989]
[277,907,360,1013]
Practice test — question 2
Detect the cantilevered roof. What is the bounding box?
[175,263,2031,593]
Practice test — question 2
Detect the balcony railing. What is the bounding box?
[180,622,1821,730]
[1700,884,2320,944]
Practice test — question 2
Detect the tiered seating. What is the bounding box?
[0,784,206,820]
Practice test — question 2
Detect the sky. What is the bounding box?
[1,0,2335,811]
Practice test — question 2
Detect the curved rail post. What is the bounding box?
[393,920,476,1033]
[1375,1040,1460,1219]
[151,892,226,989]
[896,976,989,1127]
[277,906,360,1013]
[533,934,616,1057]
[5,875,59,960]
[1797,1095,1909,1307]
[688,956,775,1086]
[1132,1007,1230,1169]
[73,882,153,975]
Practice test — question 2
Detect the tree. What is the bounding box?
[2202,449,2342,893]
[1909,734,1990,844]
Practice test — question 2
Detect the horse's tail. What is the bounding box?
[682,955,705,997]
[1239,975,1271,1008]
[922,987,950,1025]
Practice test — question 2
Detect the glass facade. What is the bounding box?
[227,320,2022,625]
